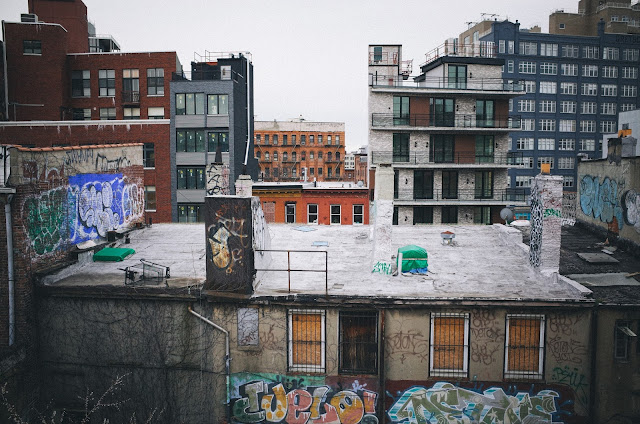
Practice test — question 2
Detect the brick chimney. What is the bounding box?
[529,174,563,272]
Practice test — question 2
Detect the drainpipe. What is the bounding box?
[2,21,10,120]
[589,307,598,424]
[243,54,251,168]
[188,305,231,422]
[5,194,14,346]
[379,309,385,424]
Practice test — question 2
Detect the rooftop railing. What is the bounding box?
[370,151,523,166]
[371,113,521,130]
[369,74,524,92]
[422,41,497,66]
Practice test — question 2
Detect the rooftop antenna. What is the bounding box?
[481,13,498,20]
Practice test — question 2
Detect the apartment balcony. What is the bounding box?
[396,188,527,204]
[369,75,524,93]
[371,151,523,167]
[371,113,521,130]
[121,91,140,104]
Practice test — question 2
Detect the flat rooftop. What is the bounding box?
[42,223,591,303]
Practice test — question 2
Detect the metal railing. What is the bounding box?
[371,113,521,129]
[422,41,497,65]
[171,69,243,82]
[254,249,328,295]
[398,188,527,202]
[369,74,525,92]
[371,151,523,166]
[121,91,140,103]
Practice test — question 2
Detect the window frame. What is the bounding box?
[430,313,469,377]
[504,314,545,380]
[143,143,155,168]
[23,40,42,55]
[146,68,164,96]
[338,310,379,375]
[288,309,326,373]
[353,204,364,225]
[71,70,90,98]
[330,204,341,225]
[144,186,156,211]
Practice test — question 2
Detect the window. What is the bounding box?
[558,157,575,169]
[330,205,341,224]
[581,102,596,114]
[538,157,554,169]
[442,171,458,199]
[175,93,205,115]
[601,103,617,115]
[563,176,574,188]
[318,152,323,160]
[301,135,306,145]
[583,46,599,59]
[309,135,314,144]
[148,107,164,119]
[474,206,491,224]
[539,119,556,132]
[177,204,202,222]
[580,139,595,151]
[540,62,557,75]
[430,313,469,377]
[273,135,279,145]
[499,40,505,53]
[508,41,515,54]
[582,65,598,77]
[476,135,494,163]
[23,40,41,54]
[414,170,434,200]
[475,171,493,199]
[538,138,555,150]
[273,152,278,161]
[99,108,116,120]
[316,135,321,144]
[207,94,229,114]
[326,135,330,145]
[285,203,296,223]
[519,61,536,74]
[373,46,382,62]
[560,101,576,114]
[518,100,535,113]
[147,68,164,95]
[622,85,637,97]
[622,67,638,79]
[144,186,156,211]
[515,156,534,168]
[143,143,155,168]
[393,133,410,162]
[524,80,536,93]
[561,44,578,58]
[581,83,598,96]
[441,206,458,224]
[601,121,617,133]
[98,69,115,96]
[621,104,637,112]
[122,69,140,102]
[517,138,534,150]
[430,134,454,163]
[123,107,140,119]
[580,120,596,133]
[623,48,639,61]
[505,315,545,379]
[540,43,558,57]
[559,120,576,132]
[539,100,555,113]
[476,100,494,128]
[601,84,617,97]
[507,60,514,73]
[71,70,90,97]
[602,66,618,78]
[288,310,325,372]
[614,321,636,361]
[447,65,467,89]
[339,311,378,374]
[558,139,575,151]
[519,42,537,55]
[521,119,535,131]
[560,82,577,95]
[336,135,341,145]
[430,98,455,127]
[307,204,318,224]
[72,108,91,120]
[177,167,205,189]
[539,81,556,94]
[561,63,577,76]
[413,206,433,224]
[515,176,532,187]
[176,130,206,152]
[603,47,619,60]
[209,132,229,153]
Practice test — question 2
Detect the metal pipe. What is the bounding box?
[188,305,230,422]
[2,21,9,120]
[5,194,14,345]
[243,54,251,167]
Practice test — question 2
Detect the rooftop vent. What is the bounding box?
[21,13,38,23]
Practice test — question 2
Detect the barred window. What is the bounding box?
[288,310,325,372]
[505,315,545,379]
[339,311,378,374]
[430,313,469,377]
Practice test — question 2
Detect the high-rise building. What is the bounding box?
[368,44,525,225]
[549,0,640,36]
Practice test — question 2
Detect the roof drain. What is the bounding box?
[188,305,230,422]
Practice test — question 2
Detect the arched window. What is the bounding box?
[292,152,297,161]
[273,152,278,161]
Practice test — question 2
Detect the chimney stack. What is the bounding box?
[529,174,563,272]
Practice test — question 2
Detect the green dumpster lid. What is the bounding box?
[93,247,135,262]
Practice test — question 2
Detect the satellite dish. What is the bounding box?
[500,207,515,223]
[357,181,364,187]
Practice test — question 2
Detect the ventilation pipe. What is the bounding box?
[188,305,230,422]
[243,54,252,168]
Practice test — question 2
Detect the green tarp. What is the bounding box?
[93,247,135,262]
[397,245,428,273]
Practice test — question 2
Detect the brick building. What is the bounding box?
[549,0,640,36]
[254,119,345,182]
[1,0,181,223]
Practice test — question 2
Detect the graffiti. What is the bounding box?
[529,185,543,268]
[252,197,270,253]
[238,308,260,347]
[231,377,378,424]
[551,366,588,409]
[386,330,429,363]
[470,342,500,366]
[64,149,94,166]
[387,382,562,424]
[207,216,249,275]
[544,208,562,218]
[562,192,576,226]
[548,315,583,336]
[548,336,587,365]
[372,261,392,275]
[579,176,624,230]
[24,188,68,255]
[206,163,230,195]
[622,189,640,234]
[95,152,131,172]
[23,158,65,183]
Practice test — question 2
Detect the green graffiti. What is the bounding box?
[24,188,69,255]
[543,208,562,218]
[372,261,392,275]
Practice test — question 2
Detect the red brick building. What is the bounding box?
[252,182,369,225]
[1,0,180,222]
[254,120,345,182]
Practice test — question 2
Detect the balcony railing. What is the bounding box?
[400,188,527,203]
[121,91,140,104]
[371,113,521,129]
[371,151,523,166]
[422,41,497,65]
[369,74,525,92]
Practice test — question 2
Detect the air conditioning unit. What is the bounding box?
[21,14,37,23]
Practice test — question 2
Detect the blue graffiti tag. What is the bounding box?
[579,176,624,230]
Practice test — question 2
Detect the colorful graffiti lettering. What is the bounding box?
[231,378,378,424]
[579,176,624,230]
[372,261,392,275]
[24,187,69,255]
[387,382,561,424]
[622,189,640,234]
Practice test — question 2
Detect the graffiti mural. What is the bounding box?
[622,189,640,234]
[529,186,543,268]
[230,373,379,424]
[206,163,230,195]
[387,382,567,424]
[24,187,69,255]
[579,176,625,230]
[551,366,588,410]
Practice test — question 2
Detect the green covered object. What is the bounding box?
[93,247,135,262]
[397,245,428,272]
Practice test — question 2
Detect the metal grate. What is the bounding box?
[339,311,378,375]
[505,315,545,379]
[288,310,325,373]
[430,313,469,377]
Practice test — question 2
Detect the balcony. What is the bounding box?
[121,91,140,104]
[369,75,524,92]
[400,188,526,203]
[371,151,523,166]
[371,113,521,130]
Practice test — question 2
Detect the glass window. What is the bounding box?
[23,40,41,54]
[561,63,577,76]
[123,107,140,119]
[581,102,596,114]
[540,62,557,75]
[581,83,598,96]
[539,100,556,113]
[207,94,229,114]
[519,42,537,55]
[561,45,578,58]
[517,138,534,150]
[99,69,115,96]
[143,143,155,168]
[339,311,378,374]
[539,81,556,94]
[144,186,156,211]
[540,43,558,57]
[146,68,164,95]
[353,205,364,224]
[539,119,556,132]
[308,204,318,224]
[622,67,638,79]
[71,70,90,97]
[518,100,535,113]
[441,206,458,224]
[601,84,617,96]
[505,315,545,379]
[559,120,576,132]
[474,206,491,224]
[393,96,410,125]
[330,205,341,224]
[538,138,555,150]
[560,82,577,95]
[393,133,410,162]
[447,65,467,89]
[442,171,458,199]
[622,85,637,97]
[176,93,205,115]
[580,120,596,133]
[601,103,617,115]
[537,156,554,169]
[413,170,434,200]
[558,139,575,151]
[582,65,598,77]
[474,171,493,199]
[72,108,91,120]
[288,310,325,372]
[430,98,455,127]
[519,61,536,74]
[602,66,618,78]
[177,204,202,222]
[430,134,454,163]
[122,69,140,102]
[614,321,635,360]
[563,176,574,188]
[99,108,116,120]
[558,157,575,169]
[175,94,186,115]
[583,46,599,59]
[560,101,576,114]
[524,81,536,93]
[177,167,205,189]
[580,139,595,151]
[603,47,619,60]
[430,313,469,377]
[148,107,164,119]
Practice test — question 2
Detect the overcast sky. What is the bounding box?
[2,0,579,150]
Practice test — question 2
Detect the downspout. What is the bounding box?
[188,305,231,422]
[243,54,251,167]
[379,309,386,423]
[2,21,10,120]
[589,307,598,423]
[5,194,14,346]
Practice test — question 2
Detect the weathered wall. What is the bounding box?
[577,157,640,248]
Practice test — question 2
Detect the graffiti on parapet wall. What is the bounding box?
[622,189,640,234]
[23,173,144,255]
[372,261,392,275]
[387,382,563,424]
[562,192,577,226]
[206,163,230,195]
[207,211,250,275]
[579,175,625,230]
